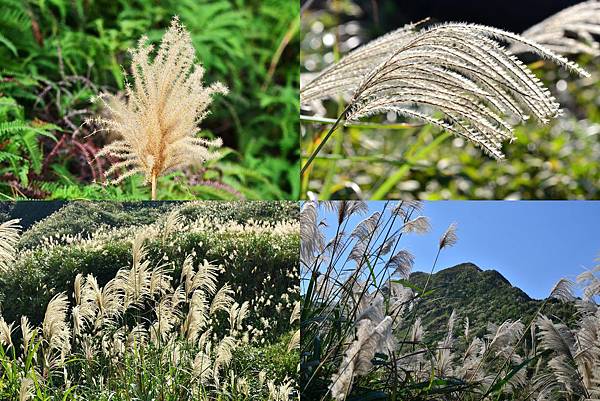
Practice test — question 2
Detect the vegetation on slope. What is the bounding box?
[0,202,300,399]
[409,263,576,340]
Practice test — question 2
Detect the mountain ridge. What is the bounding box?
[411,262,533,299]
[407,262,573,340]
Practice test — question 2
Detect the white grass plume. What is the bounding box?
[20,316,36,352]
[91,17,227,198]
[385,250,414,279]
[0,316,14,348]
[518,1,600,57]
[439,222,458,250]
[550,278,576,302]
[302,22,588,160]
[330,316,393,400]
[402,216,431,234]
[210,284,234,315]
[42,293,71,353]
[0,219,21,272]
[18,377,34,401]
[300,201,325,266]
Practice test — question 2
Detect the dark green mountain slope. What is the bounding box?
[409,263,575,340]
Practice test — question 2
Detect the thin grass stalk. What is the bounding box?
[301,104,351,177]
[151,174,157,201]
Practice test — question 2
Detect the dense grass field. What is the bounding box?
[0,201,299,400]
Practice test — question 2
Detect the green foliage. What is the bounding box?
[15,200,298,248]
[0,0,299,199]
[234,333,299,384]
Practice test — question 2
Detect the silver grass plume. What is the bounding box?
[402,216,431,234]
[322,200,368,225]
[439,222,458,250]
[301,22,588,162]
[537,315,577,364]
[550,278,576,302]
[410,317,424,343]
[517,1,600,57]
[486,320,525,358]
[0,316,14,348]
[0,219,21,273]
[162,209,183,243]
[182,289,208,342]
[377,235,398,256]
[213,335,237,383]
[288,300,301,352]
[210,284,234,315]
[385,250,414,279]
[300,201,325,267]
[301,20,424,103]
[228,301,249,334]
[42,293,71,354]
[18,377,34,401]
[391,200,424,217]
[330,316,394,400]
[91,17,227,199]
[436,310,457,376]
[538,314,589,399]
[350,212,381,241]
[187,259,220,298]
[192,347,213,384]
[20,316,36,352]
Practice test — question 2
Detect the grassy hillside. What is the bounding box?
[0,201,300,399]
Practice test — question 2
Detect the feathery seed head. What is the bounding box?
[93,16,227,185]
[0,316,14,348]
[518,0,600,57]
[0,219,21,273]
[550,278,575,302]
[439,223,458,250]
[302,22,587,160]
[18,377,34,401]
[402,216,431,234]
[42,293,71,353]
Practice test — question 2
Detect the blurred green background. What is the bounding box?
[0,0,299,200]
[301,0,600,200]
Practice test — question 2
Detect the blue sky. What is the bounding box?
[320,201,600,300]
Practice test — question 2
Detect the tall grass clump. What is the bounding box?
[300,200,600,400]
[90,17,227,200]
[0,208,299,400]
